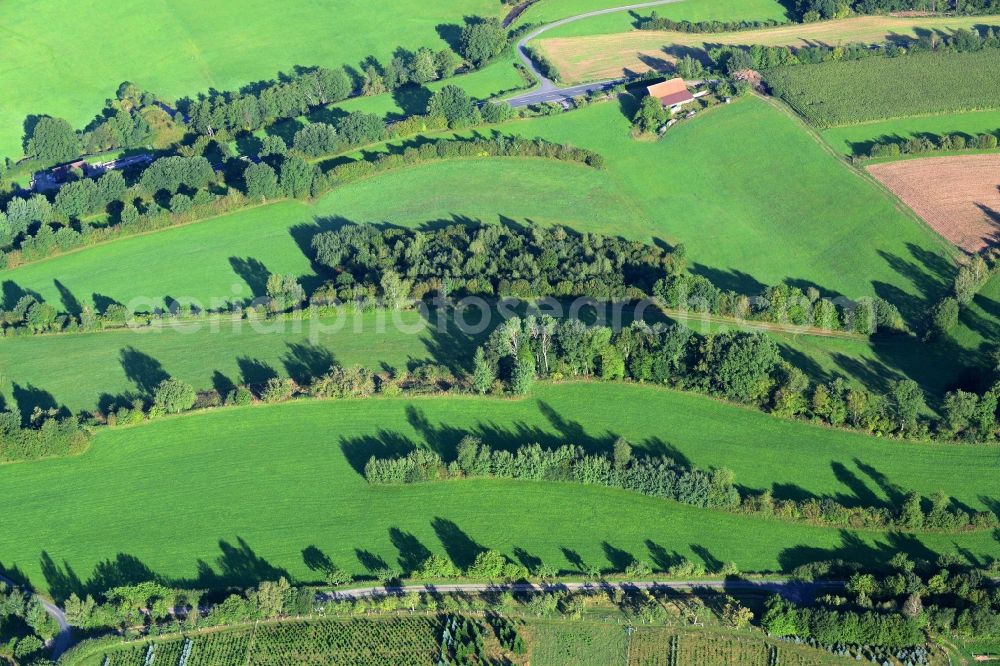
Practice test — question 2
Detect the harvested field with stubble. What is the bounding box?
[868,154,1000,252]
[534,15,998,82]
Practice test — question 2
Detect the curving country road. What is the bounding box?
[508,0,685,107]
[0,573,73,659]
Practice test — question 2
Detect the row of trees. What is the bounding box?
[0,405,89,463]
[711,24,1000,77]
[794,0,1000,22]
[766,553,1000,653]
[636,13,784,32]
[869,131,999,158]
[925,254,995,342]
[182,17,507,139]
[311,219,673,304]
[474,316,1000,442]
[366,432,991,533]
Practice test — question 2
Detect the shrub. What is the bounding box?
[153,378,197,414]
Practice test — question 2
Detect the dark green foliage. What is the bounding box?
[0,409,89,463]
[336,111,386,147]
[365,434,742,511]
[761,596,922,649]
[637,13,785,33]
[139,155,214,195]
[480,100,515,124]
[698,331,782,403]
[459,17,508,67]
[152,378,197,414]
[26,116,80,162]
[427,85,482,128]
[925,297,959,341]
[243,161,280,200]
[293,122,339,157]
[633,95,668,134]
[311,220,673,302]
[279,155,318,198]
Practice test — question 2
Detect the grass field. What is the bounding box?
[0,0,501,158]
[0,98,956,312]
[820,110,1000,156]
[536,15,997,82]
[0,311,465,414]
[529,0,790,38]
[767,49,1000,128]
[0,383,996,598]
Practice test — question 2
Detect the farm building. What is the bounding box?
[646,78,695,113]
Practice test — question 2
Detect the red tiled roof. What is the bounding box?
[646,78,694,106]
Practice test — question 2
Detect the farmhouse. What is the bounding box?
[646,78,695,113]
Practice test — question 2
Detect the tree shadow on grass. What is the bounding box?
[282,342,336,385]
[432,518,483,570]
[120,347,169,397]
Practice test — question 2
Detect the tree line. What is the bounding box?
[765,552,1000,656]
[310,220,896,334]
[867,130,999,158]
[709,24,1000,78]
[473,315,1000,442]
[181,18,507,139]
[365,434,993,534]
[794,0,1000,22]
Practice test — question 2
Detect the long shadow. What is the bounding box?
[389,528,432,574]
[236,357,278,389]
[778,530,940,572]
[120,347,169,397]
[282,342,336,385]
[53,280,82,316]
[11,383,63,425]
[229,257,270,299]
[1,280,43,311]
[431,518,483,570]
[602,542,636,572]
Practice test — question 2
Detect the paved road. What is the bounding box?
[508,0,685,107]
[0,574,72,659]
[319,579,844,605]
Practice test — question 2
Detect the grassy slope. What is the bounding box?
[0,0,499,158]
[821,110,1000,156]
[528,0,790,38]
[767,49,1000,128]
[537,15,996,82]
[0,98,954,307]
[1,383,995,597]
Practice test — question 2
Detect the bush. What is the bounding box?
[153,378,197,414]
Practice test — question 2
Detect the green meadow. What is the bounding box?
[820,110,1000,156]
[1,383,995,598]
[0,98,956,311]
[0,0,499,157]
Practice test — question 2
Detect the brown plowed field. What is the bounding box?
[867,154,1000,252]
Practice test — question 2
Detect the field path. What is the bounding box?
[320,578,844,604]
[508,0,685,106]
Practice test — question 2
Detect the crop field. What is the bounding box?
[628,628,847,665]
[1,383,996,597]
[820,110,1000,156]
[0,0,503,158]
[84,621,425,666]
[867,154,1000,252]
[767,49,1000,128]
[529,0,790,38]
[527,619,627,665]
[535,15,997,83]
[0,99,955,313]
